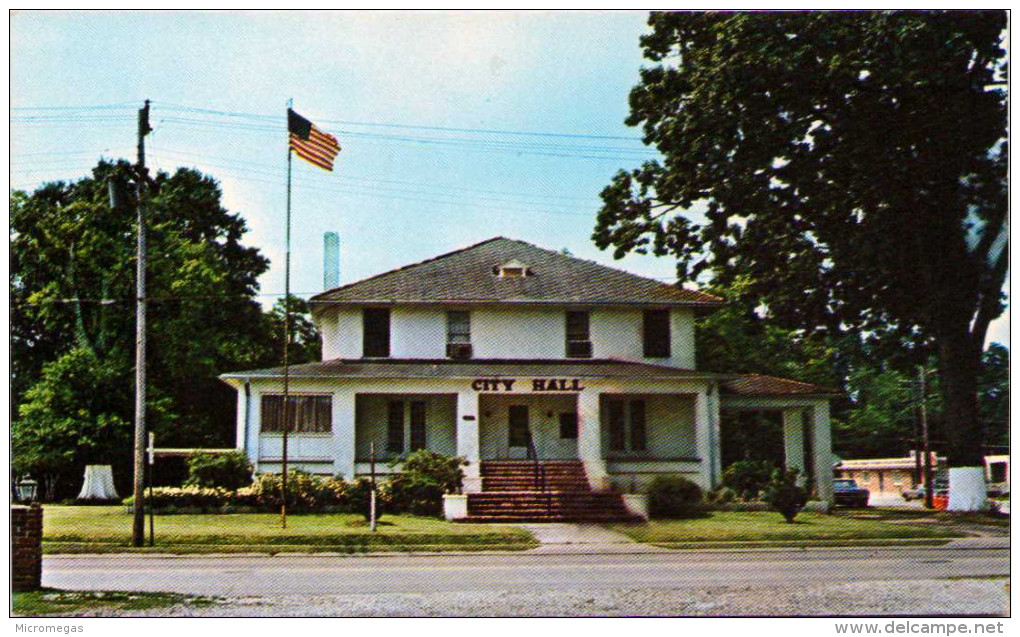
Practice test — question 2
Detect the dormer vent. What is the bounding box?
[495,259,531,278]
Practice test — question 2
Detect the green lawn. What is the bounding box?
[611,511,963,548]
[13,589,217,617]
[12,587,217,619]
[43,506,538,554]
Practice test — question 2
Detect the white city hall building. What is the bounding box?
[222,237,837,521]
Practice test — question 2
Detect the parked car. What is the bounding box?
[832,478,870,507]
[902,478,948,501]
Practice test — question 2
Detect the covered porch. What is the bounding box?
[719,374,840,503]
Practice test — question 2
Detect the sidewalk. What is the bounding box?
[943,536,1010,549]
[516,523,672,554]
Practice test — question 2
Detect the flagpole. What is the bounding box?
[281,98,293,529]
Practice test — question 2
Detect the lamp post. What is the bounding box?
[16,477,39,503]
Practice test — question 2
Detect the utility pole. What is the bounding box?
[919,365,934,510]
[132,99,152,547]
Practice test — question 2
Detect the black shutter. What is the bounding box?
[410,401,427,451]
[387,401,404,454]
[629,400,647,451]
[608,400,626,451]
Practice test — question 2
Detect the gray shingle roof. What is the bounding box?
[221,358,728,381]
[310,237,723,306]
[720,373,841,397]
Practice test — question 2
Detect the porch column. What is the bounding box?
[578,390,609,490]
[782,408,806,477]
[235,381,249,453]
[456,390,482,493]
[707,384,723,487]
[332,388,356,481]
[695,390,715,489]
[248,387,261,472]
[809,401,834,503]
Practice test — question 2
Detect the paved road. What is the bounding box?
[44,546,1008,598]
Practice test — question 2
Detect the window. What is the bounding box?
[629,400,647,451]
[363,308,390,357]
[409,401,427,451]
[387,401,404,454]
[608,400,626,452]
[559,412,578,440]
[565,311,592,359]
[508,405,530,448]
[643,309,671,358]
[607,398,647,452]
[260,395,332,433]
[990,462,1007,483]
[446,311,472,359]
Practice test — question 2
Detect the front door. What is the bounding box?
[508,405,530,453]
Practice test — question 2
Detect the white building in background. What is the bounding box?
[221,237,837,520]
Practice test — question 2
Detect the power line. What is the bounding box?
[147,146,597,210]
[151,145,596,201]
[10,101,143,111]
[153,116,657,160]
[153,101,646,141]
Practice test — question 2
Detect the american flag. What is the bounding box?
[287,109,340,171]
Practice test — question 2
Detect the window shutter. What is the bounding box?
[387,401,404,453]
[629,400,647,451]
[608,400,626,451]
[410,401,427,451]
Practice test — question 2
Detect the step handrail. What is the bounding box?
[524,431,552,516]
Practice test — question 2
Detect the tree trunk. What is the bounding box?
[937,327,987,511]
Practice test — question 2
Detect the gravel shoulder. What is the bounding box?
[67,578,1009,617]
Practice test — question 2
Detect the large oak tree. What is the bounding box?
[595,11,1007,508]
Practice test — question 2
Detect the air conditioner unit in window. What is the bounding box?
[566,341,592,359]
[447,343,473,360]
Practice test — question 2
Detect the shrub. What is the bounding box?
[705,486,737,505]
[722,460,775,500]
[346,477,382,521]
[388,475,446,516]
[387,450,466,517]
[647,475,703,518]
[396,450,466,493]
[124,486,236,512]
[249,470,343,512]
[763,468,809,523]
[185,451,253,491]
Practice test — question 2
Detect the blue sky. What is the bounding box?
[10,11,1008,347]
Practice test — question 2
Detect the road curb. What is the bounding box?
[42,538,1007,560]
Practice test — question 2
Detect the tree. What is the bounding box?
[13,347,135,499]
[977,343,1009,448]
[595,11,1007,509]
[266,296,322,366]
[11,161,280,496]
